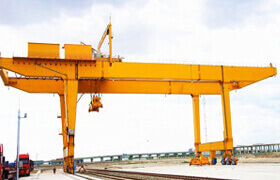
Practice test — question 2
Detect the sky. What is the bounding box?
[0,0,279,162]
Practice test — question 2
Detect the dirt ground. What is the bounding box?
[76,153,280,180]
[36,153,280,171]
[33,153,280,180]
[76,152,280,170]
[237,152,280,163]
[21,169,86,180]
[124,163,280,180]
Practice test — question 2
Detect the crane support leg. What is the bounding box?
[192,95,201,156]
[221,83,233,149]
[221,83,237,165]
[190,95,210,165]
[59,95,68,172]
[63,80,78,173]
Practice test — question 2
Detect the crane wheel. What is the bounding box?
[232,156,238,165]
[226,157,231,165]
[221,158,226,165]
[212,158,217,165]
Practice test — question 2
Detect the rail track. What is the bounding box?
[80,168,230,180]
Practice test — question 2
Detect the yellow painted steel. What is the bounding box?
[8,78,63,94]
[199,141,226,151]
[63,80,78,173]
[97,23,113,64]
[64,44,92,60]
[97,24,110,51]
[28,42,60,59]
[59,95,68,172]
[78,80,226,95]
[4,78,229,95]
[221,83,233,146]
[189,95,210,165]
[0,58,276,83]
[192,95,201,154]
[0,24,277,172]
[0,69,9,85]
[109,23,112,64]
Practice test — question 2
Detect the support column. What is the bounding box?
[157,154,160,159]
[118,156,122,161]
[192,95,201,156]
[221,83,233,154]
[63,80,78,174]
[59,95,68,172]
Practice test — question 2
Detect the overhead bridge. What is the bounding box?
[34,142,280,166]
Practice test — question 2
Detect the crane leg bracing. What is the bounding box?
[0,34,277,172]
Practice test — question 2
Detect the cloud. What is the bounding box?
[202,0,280,29]
[0,0,134,27]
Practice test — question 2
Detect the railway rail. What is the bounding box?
[80,168,230,180]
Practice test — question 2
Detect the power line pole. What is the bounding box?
[16,108,27,180]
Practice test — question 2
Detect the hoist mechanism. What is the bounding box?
[89,96,103,112]
[0,21,277,173]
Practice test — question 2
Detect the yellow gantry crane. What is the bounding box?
[0,23,277,173]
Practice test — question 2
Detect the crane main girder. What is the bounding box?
[0,57,276,88]
[0,43,277,172]
[1,57,276,96]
